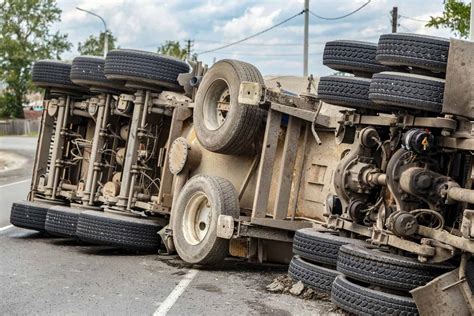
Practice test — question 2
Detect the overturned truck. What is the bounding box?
[10,33,474,314]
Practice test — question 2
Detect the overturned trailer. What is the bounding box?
[9,33,474,315]
[12,50,335,261]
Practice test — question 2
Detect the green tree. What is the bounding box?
[427,0,471,38]
[78,31,117,56]
[157,41,188,60]
[0,0,71,118]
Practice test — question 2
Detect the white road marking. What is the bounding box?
[0,179,29,189]
[0,224,14,233]
[153,269,199,316]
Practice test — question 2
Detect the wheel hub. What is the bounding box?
[203,79,230,130]
[182,192,212,245]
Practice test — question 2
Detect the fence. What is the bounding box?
[0,118,41,136]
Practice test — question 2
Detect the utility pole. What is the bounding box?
[303,0,309,76]
[185,39,194,60]
[391,6,398,33]
[470,0,474,40]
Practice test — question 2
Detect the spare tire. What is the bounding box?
[369,72,444,112]
[337,244,454,291]
[323,40,390,75]
[104,49,190,91]
[32,60,88,92]
[376,33,450,73]
[76,210,162,252]
[193,59,266,155]
[331,275,418,316]
[70,56,127,92]
[288,255,340,294]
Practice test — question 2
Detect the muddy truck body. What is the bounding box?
[10,34,474,314]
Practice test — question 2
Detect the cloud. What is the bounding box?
[215,6,282,39]
[54,0,453,76]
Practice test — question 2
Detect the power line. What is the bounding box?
[196,10,305,55]
[398,24,414,33]
[195,39,327,47]
[309,0,371,20]
[210,51,323,57]
[399,15,429,23]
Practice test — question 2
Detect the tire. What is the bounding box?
[369,72,445,112]
[193,59,266,155]
[32,60,88,92]
[45,205,81,238]
[323,40,390,75]
[288,255,340,294]
[376,33,450,73]
[70,56,127,92]
[172,175,240,265]
[104,49,190,91]
[293,228,367,267]
[337,244,454,291]
[76,210,162,252]
[331,275,418,316]
[318,76,390,112]
[10,201,52,232]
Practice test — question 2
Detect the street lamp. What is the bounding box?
[76,7,108,57]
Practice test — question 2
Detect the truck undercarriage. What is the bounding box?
[9,34,474,315]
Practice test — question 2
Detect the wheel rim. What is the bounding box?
[203,79,230,131]
[182,192,212,245]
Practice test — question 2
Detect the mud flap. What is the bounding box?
[410,268,474,316]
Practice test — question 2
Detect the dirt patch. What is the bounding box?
[267,275,345,314]
[0,150,28,172]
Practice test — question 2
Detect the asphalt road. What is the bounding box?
[0,136,37,227]
[0,136,336,315]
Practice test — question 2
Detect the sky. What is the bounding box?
[53,0,460,76]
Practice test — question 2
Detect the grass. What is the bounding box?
[24,131,39,137]
[0,131,39,137]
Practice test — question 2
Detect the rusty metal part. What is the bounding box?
[399,167,460,207]
[236,220,294,243]
[387,211,419,237]
[446,187,474,205]
[238,155,259,201]
[115,147,126,166]
[385,148,419,211]
[116,89,146,210]
[418,225,474,254]
[337,111,457,131]
[411,268,474,315]
[112,172,122,184]
[437,136,474,151]
[335,125,356,145]
[103,181,120,198]
[461,209,474,239]
[82,94,109,206]
[47,99,58,117]
[347,200,367,224]
[46,95,70,200]
[334,136,375,210]
[177,60,207,98]
[119,124,129,141]
[168,137,202,175]
[360,127,379,148]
